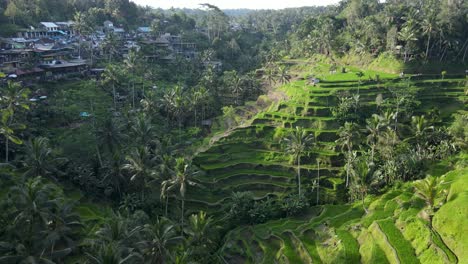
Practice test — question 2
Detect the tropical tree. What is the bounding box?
[85,241,139,264]
[124,49,140,109]
[161,158,201,229]
[130,114,157,146]
[96,117,127,155]
[158,155,175,216]
[414,176,446,227]
[73,11,89,59]
[0,81,30,162]
[102,65,123,110]
[184,211,216,261]
[350,156,378,213]
[102,33,120,63]
[102,153,127,198]
[366,114,383,161]
[283,127,315,196]
[355,71,364,94]
[336,122,360,187]
[277,65,291,84]
[122,146,157,190]
[137,217,181,263]
[411,115,433,143]
[21,137,61,178]
[398,25,417,62]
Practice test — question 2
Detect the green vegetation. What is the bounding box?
[0,0,467,263]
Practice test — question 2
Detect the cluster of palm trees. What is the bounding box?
[0,174,217,263]
[262,62,292,87]
[335,110,456,212]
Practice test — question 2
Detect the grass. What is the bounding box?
[376,218,419,264]
[433,168,468,262]
[358,229,390,264]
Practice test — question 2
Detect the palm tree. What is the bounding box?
[398,26,417,62]
[277,65,291,84]
[350,156,378,213]
[85,241,139,264]
[412,115,433,140]
[130,114,156,146]
[263,66,277,87]
[124,49,139,109]
[414,176,445,227]
[122,146,157,189]
[161,158,201,230]
[0,81,30,162]
[315,158,324,205]
[21,137,59,178]
[43,201,82,257]
[355,71,364,95]
[158,155,175,216]
[96,117,127,155]
[184,211,216,260]
[336,122,360,187]
[73,11,89,59]
[102,65,122,110]
[283,127,315,196]
[366,114,382,161]
[102,153,127,198]
[103,33,119,63]
[421,18,435,59]
[137,217,181,263]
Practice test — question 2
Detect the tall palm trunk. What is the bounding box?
[5,138,8,163]
[112,82,117,109]
[425,32,431,59]
[181,198,185,235]
[165,195,169,216]
[316,160,320,205]
[297,156,301,196]
[346,150,351,187]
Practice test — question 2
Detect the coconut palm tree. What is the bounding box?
[414,176,446,227]
[160,158,201,230]
[0,81,30,162]
[336,122,360,187]
[21,137,60,178]
[283,127,315,196]
[366,114,383,161]
[350,156,377,213]
[184,211,216,260]
[102,65,123,110]
[315,158,324,205]
[102,153,127,198]
[130,114,157,146]
[43,201,82,257]
[73,11,89,59]
[411,115,433,142]
[124,49,140,109]
[263,66,277,87]
[158,155,175,216]
[85,241,139,264]
[398,25,417,62]
[137,217,181,263]
[96,117,127,156]
[277,65,291,84]
[355,71,364,95]
[103,33,119,63]
[122,146,157,190]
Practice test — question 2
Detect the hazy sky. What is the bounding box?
[130,0,341,10]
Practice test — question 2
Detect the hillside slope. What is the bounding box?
[189,60,466,215]
[221,166,468,263]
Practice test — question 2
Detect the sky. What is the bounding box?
[130,0,341,10]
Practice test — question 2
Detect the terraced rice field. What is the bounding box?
[221,168,467,263]
[189,63,466,216]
